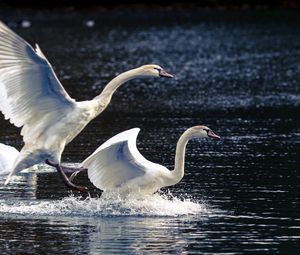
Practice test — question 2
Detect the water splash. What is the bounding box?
[0,192,207,217]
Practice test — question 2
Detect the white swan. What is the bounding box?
[81,126,220,195]
[0,142,38,174]
[0,21,173,191]
[0,143,19,174]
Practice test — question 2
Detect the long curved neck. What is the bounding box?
[170,128,199,183]
[92,68,143,116]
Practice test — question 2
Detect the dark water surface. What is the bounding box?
[0,10,299,254]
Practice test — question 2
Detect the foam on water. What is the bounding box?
[0,192,207,217]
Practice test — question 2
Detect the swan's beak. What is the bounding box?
[159,69,174,78]
[207,130,220,140]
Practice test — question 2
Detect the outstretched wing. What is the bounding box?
[0,21,76,143]
[83,128,161,191]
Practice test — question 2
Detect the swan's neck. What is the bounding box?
[170,128,199,184]
[92,69,143,116]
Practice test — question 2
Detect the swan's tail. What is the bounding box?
[4,156,23,185]
[4,163,22,184]
[4,173,13,185]
[4,156,37,185]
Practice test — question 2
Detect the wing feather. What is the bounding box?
[83,128,153,191]
[0,21,75,143]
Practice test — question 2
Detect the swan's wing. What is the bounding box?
[0,21,76,143]
[0,143,19,173]
[83,128,161,191]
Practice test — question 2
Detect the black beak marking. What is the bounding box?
[159,69,174,78]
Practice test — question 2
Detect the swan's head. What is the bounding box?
[137,64,174,78]
[190,125,221,140]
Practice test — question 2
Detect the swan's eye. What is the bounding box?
[154,67,162,72]
[203,128,209,133]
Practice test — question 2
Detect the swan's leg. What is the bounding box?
[46,160,87,173]
[45,160,88,193]
[69,167,87,182]
[61,165,87,173]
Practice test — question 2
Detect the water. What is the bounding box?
[0,10,299,254]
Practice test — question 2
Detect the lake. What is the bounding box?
[0,9,299,254]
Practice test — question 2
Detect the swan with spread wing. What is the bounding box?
[80,126,220,195]
[0,21,173,192]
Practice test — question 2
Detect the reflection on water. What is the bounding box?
[0,10,299,254]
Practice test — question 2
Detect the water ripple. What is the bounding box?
[0,192,207,217]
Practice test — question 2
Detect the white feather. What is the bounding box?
[83,128,169,193]
[0,21,75,144]
[0,143,19,174]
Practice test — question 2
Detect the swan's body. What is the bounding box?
[83,126,220,195]
[0,143,19,174]
[0,21,173,191]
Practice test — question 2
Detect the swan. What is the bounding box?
[0,143,19,174]
[0,142,38,174]
[80,125,220,195]
[0,21,173,192]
